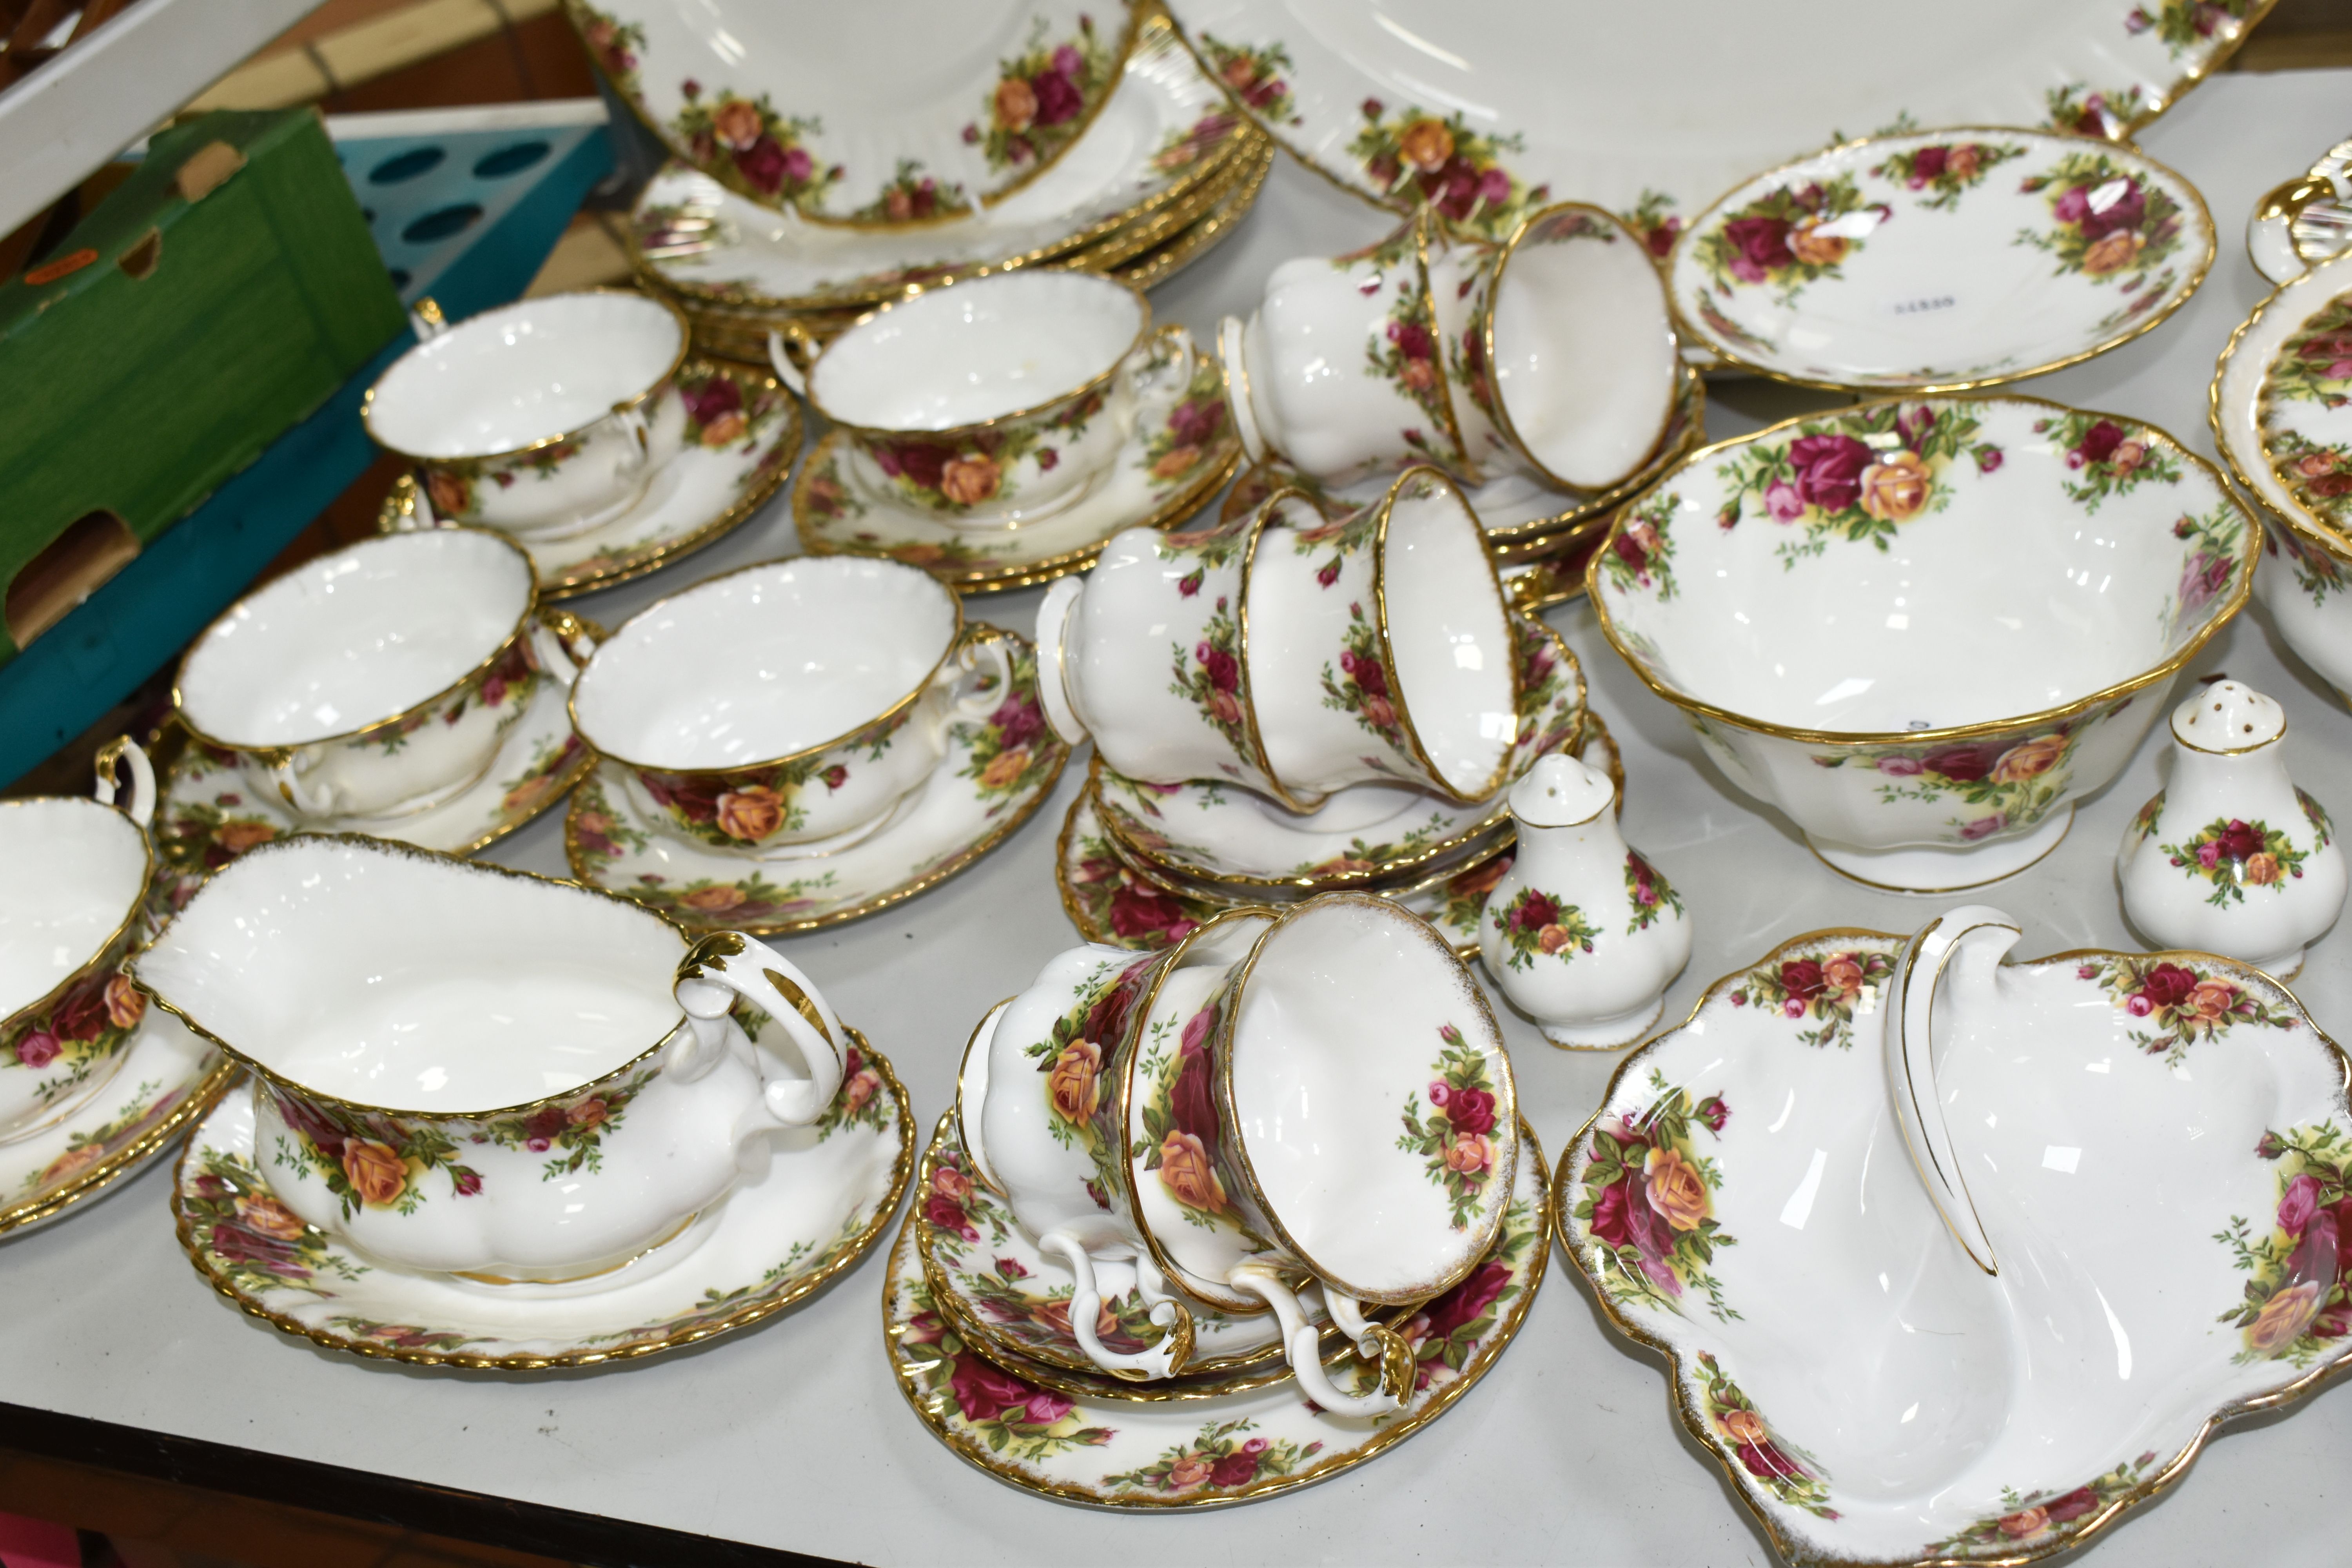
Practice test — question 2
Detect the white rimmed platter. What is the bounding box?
[0,1007,231,1239]
[1554,920,2352,1567]
[1091,615,1584,891]
[379,357,800,599]
[631,13,1250,309]
[174,1034,911,1370]
[1671,129,2213,390]
[566,628,1066,933]
[151,635,594,912]
[887,1107,1546,1508]
[793,327,1240,592]
[1165,0,2268,246]
[570,0,1135,222]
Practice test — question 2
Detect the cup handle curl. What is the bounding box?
[765,330,811,400]
[1230,1262,1411,1417]
[91,735,155,828]
[673,932,846,1126]
[1038,1225,1195,1381]
[257,753,336,818]
[936,629,1018,723]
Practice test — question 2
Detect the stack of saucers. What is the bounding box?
[886,895,1548,1507]
[1039,466,1610,955]
[1212,201,1705,613]
[626,11,1274,366]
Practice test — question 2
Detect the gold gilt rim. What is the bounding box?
[1066,131,1273,281]
[1483,201,1681,489]
[173,525,543,759]
[1232,484,1333,813]
[1210,891,1517,1307]
[575,0,1140,236]
[884,1112,1549,1510]
[1370,465,1524,805]
[138,830,704,1124]
[1405,206,1477,478]
[2206,258,2352,565]
[0,792,155,1035]
[1101,142,1270,292]
[625,11,1253,312]
[2245,139,2352,277]
[799,270,1152,441]
[569,554,966,779]
[171,1034,913,1372]
[375,364,803,601]
[1584,390,2262,746]
[563,626,1070,935]
[1093,613,1584,891]
[362,288,694,465]
[1169,1,2274,228]
[1666,127,2218,396]
[791,375,1242,592]
[154,611,603,873]
[0,1054,238,1238]
[2253,279,2352,539]
[1549,924,2351,1568]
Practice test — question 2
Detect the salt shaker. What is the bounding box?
[2117,681,2344,978]
[1479,753,1692,1047]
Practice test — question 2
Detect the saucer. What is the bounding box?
[1672,130,2213,392]
[792,328,1242,592]
[0,1007,232,1238]
[916,1111,1419,1399]
[1499,521,1612,613]
[1093,616,1585,891]
[173,1032,911,1369]
[566,626,1067,934]
[153,647,595,911]
[2258,280,2352,539]
[886,1111,1546,1508]
[1216,360,1705,549]
[378,356,801,599]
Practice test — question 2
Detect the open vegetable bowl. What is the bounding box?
[1555,909,2352,1568]
[1586,394,2258,890]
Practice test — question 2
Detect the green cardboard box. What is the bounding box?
[0,108,407,664]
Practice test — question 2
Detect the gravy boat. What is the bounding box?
[134,835,849,1287]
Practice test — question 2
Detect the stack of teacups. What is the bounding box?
[136,833,858,1291]
[1218,202,1693,592]
[940,895,1522,1414]
[362,290,700,552]
[1036,466,1595,936]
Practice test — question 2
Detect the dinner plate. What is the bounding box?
[572,0,1136,221]
[1165,0,2268,243]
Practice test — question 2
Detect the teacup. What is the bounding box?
[1224,204,1679,496]
[363,291,690,541]
[956,895,1515,1413]
[571,555,1013,857]
[768,269,1151,530]
[1246,469,1521,803]
[1035,509,1287,801]
[175,528,564,824]
[0,739,156,1142]
[134,834,850,1284]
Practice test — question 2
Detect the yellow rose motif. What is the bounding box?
[103,973,145,1030]
[1166,1454,1214,1488]
[1787,218,1847,267]
[711,98,764,151]
[1823,956,1865,1000]
[235,1194,308,1241]
[425,468,470,518]
[1444,1131,1494,1176]
[1642,1145,1710,1231]
[682,884,747,913]
[701,411,748,448]
[1947,145,1981,180]
[341,1138,407,1207]
[2246,1279,2321,1356]
[978,748,1031,791]
[714,785,787,842]
[1157,1129,1227,1214]
[2188,978,2238,1022]
[217,820,278,855]
[1397,118,1454,173]
[39,1144,105,1188]
[1536,924,1573,955]
[1990,734,2068,785]
[1718,1407,1769,1446]
[994,77,1038,133]
[2244,851,2282,886]
[1858,450,1931,521]
[2080,229,2145,276]
[1151,445,1202,480]
[940,453,1002,506]
[1997,1506,2051,1541]
[1047,1039,1102,1124]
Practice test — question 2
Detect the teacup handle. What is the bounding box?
[1038,1224,1195,1381]
[765,330,810,400]
[1230,1262,1412,1417]
[408,296,449,342]
[936,629,1018,722]
[610,402,651,478]
[1885,906,2021,1278]
[91,735,154,828]
[258,753,337,818]
[530,607,601,682]
[673,932,846,1126]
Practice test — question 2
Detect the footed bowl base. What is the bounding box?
[1808,804,2074,893]
[1537,996,1664,1051]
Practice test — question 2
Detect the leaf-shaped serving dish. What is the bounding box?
[1555,908,2352,1567]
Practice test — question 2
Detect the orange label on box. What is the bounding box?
[24,249,98,286]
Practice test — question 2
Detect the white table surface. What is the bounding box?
[5,67,2349,1568]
